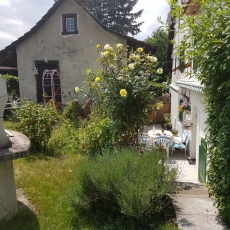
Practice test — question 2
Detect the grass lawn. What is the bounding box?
[0,150,80,230]
[0,121,180,230]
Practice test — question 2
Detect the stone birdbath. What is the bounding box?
[0,77,30,220]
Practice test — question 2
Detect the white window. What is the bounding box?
[62,14,78,35]
[66,18,75,32]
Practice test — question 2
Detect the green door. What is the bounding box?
[198,138,207,183]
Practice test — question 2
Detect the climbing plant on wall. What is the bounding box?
[169,0,230,222]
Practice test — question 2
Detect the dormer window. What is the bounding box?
[62,14,78,35]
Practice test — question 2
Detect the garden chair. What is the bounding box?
[154,136,170,158]
[172,130,189,157]
[140,133,151,150]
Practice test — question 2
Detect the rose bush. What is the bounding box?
[86,43,162,146]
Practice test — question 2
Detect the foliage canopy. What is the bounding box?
[170,0,230,222]
[145,27,169,82]
[79,0,143,35]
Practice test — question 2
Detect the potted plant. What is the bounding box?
[166,122,172,130]
[171,128,178,136]
[178,100,191,114]
[183,120,195,130]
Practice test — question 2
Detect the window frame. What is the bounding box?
[62,14,78,35]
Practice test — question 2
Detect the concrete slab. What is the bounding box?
[172,195,227,230]
[171,183,228,229]
[166,156,199,183]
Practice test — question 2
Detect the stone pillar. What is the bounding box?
[0,160,18,220]
[0,77,11,148]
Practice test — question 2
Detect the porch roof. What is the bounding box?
[175,78,203,92]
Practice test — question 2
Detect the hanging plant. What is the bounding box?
[183,120,195,130]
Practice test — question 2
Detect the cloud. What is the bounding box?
[133,0,170,40]
[0,0,170,49]
[0,31,17,40]
[0,0,10,7]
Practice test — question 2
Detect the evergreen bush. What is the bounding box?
[75,148,177,223]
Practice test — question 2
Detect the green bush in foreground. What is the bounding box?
[75,148,177,227]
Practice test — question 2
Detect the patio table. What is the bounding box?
[147,129,173,146]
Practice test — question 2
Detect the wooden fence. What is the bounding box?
[147,94,171,124]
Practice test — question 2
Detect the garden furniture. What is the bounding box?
[172,130,189,157]
[147,129,173,146]
[154,136,171,158]
[140,133,151,150]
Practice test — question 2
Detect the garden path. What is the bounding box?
[144,125,228,229]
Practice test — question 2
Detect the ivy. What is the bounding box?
[170,0,230,222]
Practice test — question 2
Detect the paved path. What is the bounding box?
[172,182,227,229]
[144,125,228,229]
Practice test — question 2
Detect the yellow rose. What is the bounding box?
[96,44,100,49]
[86,69,92,74]
[128,63,135,70]
[104,44,112,50]
[116,43,123,48]
[120,89,127,97]
[129,54,135,59]
[151,56,157,62]
[137,47,143,53]
[95,77,100,82]
[157,68,163,74]
[75,87,80,93]
[108,47,113,51]
[156,102,163,110]
[103,51,109,57]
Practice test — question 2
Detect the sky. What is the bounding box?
[0,0,170,50]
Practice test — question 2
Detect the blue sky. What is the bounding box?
[0,0,170,50]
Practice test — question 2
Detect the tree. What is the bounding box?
[170,0,230,222]
[144,27,169,97]
[145,27,169,83]
[80,0,143,35]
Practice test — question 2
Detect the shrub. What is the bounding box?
[2,74,19,99]
[78,115,114,155]
[86,43,163,146]
[2,74,20,120]
[62,100,80,127]
[47,119,80,155]
[15,100,60,151]
[75,148,177,224]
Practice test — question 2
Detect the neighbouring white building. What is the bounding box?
[168,0,207,182]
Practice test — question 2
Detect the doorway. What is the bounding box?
[35,61,60,103]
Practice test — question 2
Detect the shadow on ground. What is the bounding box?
[0,201,39,230]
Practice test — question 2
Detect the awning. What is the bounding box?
[175,78,203,92]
